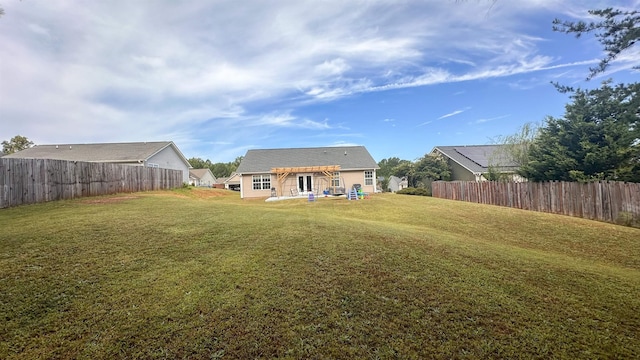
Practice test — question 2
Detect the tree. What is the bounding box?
[491,122,539,168]
[392,154,450,190]
[553,8,639,79]
[187,157,211,170]
[2,135,34,155]
[230,156,243,170]
[525,7,640,183]
[187,156,243,178]
[519,81,640,182]
[414,153,451,185]
[391,159,415,186]
[487,122,539,181]
[377,157,404,179]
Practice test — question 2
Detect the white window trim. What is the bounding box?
[364,170,374,186]
[252,174,271,190]
[331,171,340,187]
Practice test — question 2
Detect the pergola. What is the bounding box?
[271,165,341,197]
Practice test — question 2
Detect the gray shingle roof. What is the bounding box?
[432,145,519,174]
[3,141,188,165]
[236,146,379,174]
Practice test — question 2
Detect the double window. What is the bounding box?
[252,175,271,190]
[364,170,374,186]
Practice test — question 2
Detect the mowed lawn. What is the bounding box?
[1,189,639,359]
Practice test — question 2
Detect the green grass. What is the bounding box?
[1,189,639,359]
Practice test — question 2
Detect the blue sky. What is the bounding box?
[1,0,639,163]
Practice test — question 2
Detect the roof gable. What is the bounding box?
[236,146,379,174]
[189,168,215,180]
[4,141,191,168]
[432,145,519,174]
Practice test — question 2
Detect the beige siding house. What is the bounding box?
[430,145,525,182]
[236,146,379,199]
[224,173,241,190]
[4,141,192,183]
[189,169,216,187]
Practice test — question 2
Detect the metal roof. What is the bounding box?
[236,146,379,174]
[3,141,191,167]
[432,145,519,174]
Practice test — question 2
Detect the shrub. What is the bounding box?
[397,187,431,196]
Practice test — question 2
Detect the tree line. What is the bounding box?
[187,157,243,178]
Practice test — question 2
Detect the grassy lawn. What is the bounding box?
[1,188,639,359]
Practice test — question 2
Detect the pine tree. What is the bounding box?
[520,82,640,182]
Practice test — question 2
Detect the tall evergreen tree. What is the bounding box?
[520,82,640,182]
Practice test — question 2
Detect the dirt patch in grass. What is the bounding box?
[189,188,229,198]
[79,196,139,204]
[145,188,232,199]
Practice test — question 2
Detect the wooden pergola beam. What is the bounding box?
[270,165,341,197]
[270,165,341,173]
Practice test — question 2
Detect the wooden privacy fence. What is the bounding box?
[432,180,640,223]
[0,158,184,208]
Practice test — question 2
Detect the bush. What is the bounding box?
[397,187,431,196]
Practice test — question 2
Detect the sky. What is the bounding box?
[1,1,639,163]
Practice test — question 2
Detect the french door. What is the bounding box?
[298,174,313,193]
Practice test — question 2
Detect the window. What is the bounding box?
[364,170,374,186]
[331,172,340,187]
[252,175,271,190]
[147,162,159,168]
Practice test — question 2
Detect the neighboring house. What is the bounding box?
[235,146,379,199]
[223,172,241,191]
[388,176,408,192]
[189,169,216,187]
[430,145,525,182]
[4,141,192,183]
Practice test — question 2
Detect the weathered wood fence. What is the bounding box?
[1,158,184,208]
[432,180,640,223]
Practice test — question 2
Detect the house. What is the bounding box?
[235,146,379,199]
[189,169,216,187]
[212,173,240,190]
[4,141,192,183]
[223,172,241,191]
[388,175,408,192]
[430,145,525,182]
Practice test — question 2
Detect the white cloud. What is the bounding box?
[0,0,633,160]
[472,114,512,124]
[438,108,471,120]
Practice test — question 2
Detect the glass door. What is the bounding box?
[297,174,313,193]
